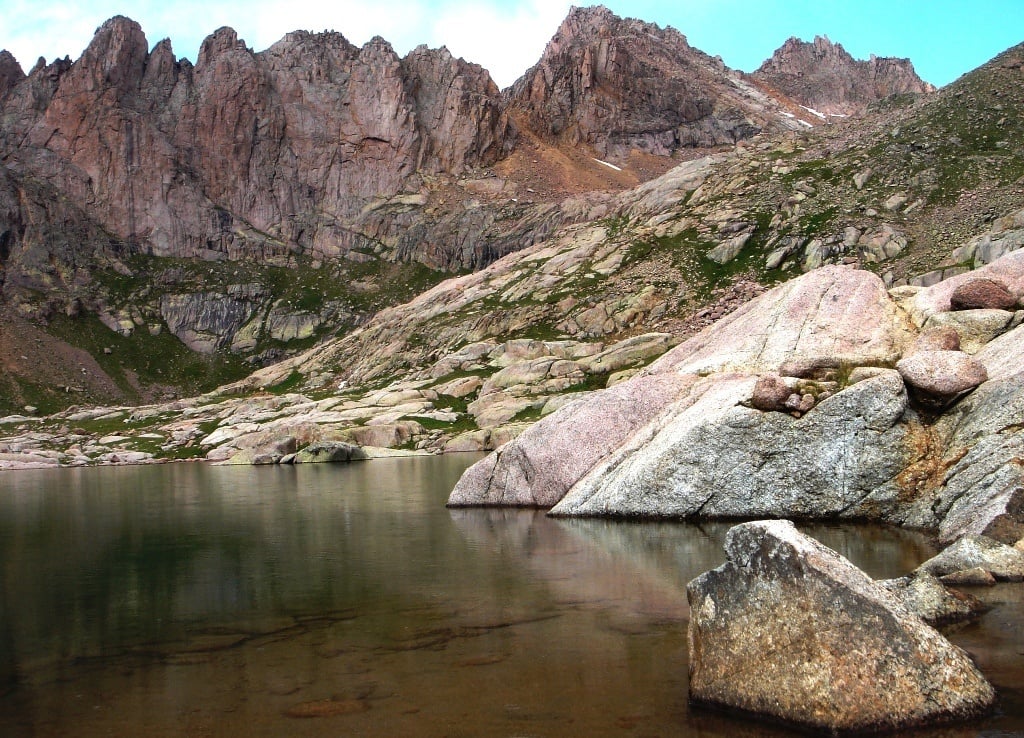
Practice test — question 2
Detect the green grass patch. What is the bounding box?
[48,314,251,401]
[265,370,305,395]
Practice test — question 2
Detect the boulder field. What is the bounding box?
[448,249,1024,546]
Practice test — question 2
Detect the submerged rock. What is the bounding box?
[940,568,997,587]
[293,441,367,464]
[687,520,995,733]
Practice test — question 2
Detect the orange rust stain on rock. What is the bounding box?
[892,421,958,507]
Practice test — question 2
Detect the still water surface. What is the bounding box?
[0,456,1021,736]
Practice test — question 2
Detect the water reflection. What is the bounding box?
[0,457,1019,737]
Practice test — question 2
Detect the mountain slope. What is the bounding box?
[1,37,1022,463]
[0,7,946,414]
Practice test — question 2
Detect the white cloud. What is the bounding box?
[419,0,572,86]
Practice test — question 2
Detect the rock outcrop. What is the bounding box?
[507,5,791,158]
[687,520,995,733]
[752,35,934,116]
[917,535,1024,582]
[0,51,23,99]
[449,250,1024,541]
[879,570,987,625]
[451,265,916,515]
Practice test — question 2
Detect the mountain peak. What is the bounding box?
[753,36,934,116]
[198,27,249,66]
[509,5,772,158]
[0,50,25,97]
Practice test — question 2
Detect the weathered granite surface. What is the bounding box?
[687,520,995,733]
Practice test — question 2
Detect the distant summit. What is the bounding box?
[752,35,935,116]
[507,5,777,157]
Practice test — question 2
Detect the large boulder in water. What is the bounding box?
[687,520,996,733]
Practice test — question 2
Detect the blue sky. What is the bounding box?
[2,0,1022,89]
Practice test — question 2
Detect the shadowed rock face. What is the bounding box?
[507,5,769,157]
[0,50,24,99]
[688,520,995,733]
[752,35,934,116]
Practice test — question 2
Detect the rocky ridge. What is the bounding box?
[753,35,935,117]
[507,6,789,157]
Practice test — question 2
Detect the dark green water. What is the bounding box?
[0,456,1020,737]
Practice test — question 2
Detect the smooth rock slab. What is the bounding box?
[447,373,692,507]
[650,265,913,376]
[551,371,910,520]
[687,520,995,733]
[923,309,1014,354]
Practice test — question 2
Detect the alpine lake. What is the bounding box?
[0,455,1021,737]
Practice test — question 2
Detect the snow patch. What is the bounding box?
[800,105,827,120]
[593,158,623,172]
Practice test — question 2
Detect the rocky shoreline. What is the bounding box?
[448,249,1024,542]
[440,246,1024,732]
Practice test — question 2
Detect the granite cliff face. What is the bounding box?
[508,6,779,157]
[0,17,513,269]
[752,35,934,116]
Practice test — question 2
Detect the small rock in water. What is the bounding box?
[879,570,987,625]
[940,567,997,587]
[918,535,1024,582]
[284,698,370,718]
